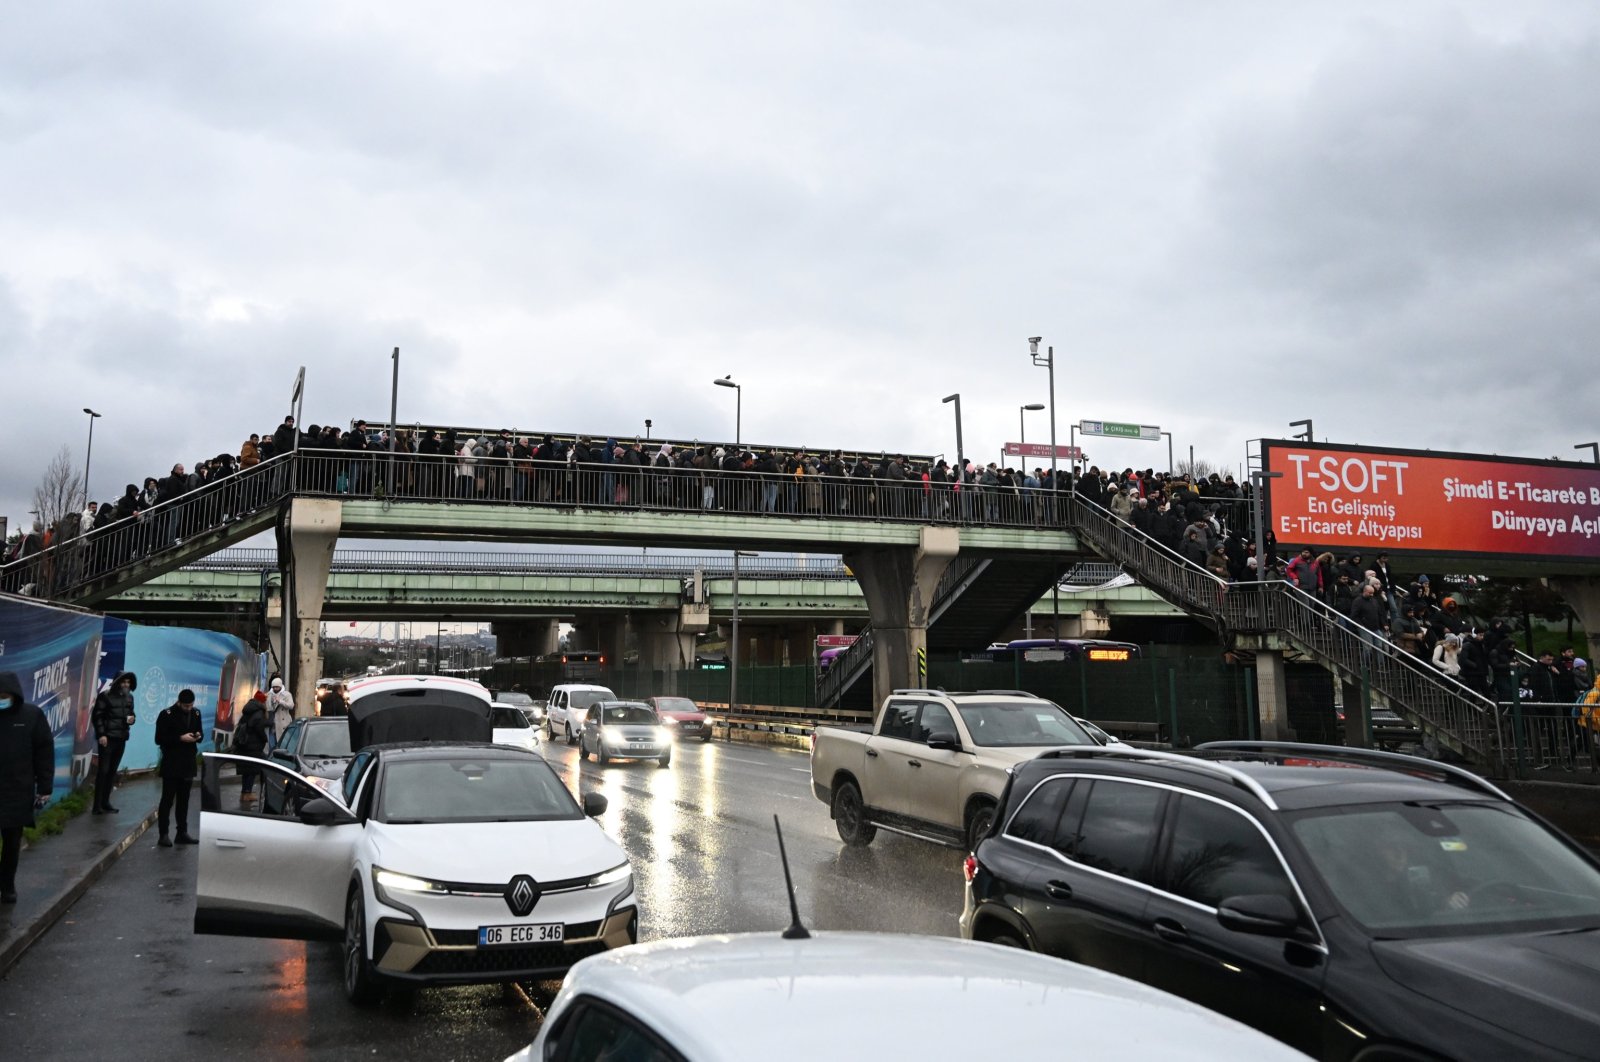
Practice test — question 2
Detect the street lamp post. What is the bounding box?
[713,376,741,448]
[941,394,965,478]
[1576,442,1599,465]
[1018,401,1045,640]
[1251,470,1284,583]
[388,348,399,494]
[1160,430,1173,474]
[729,549,758,724]
[81,408,102,509]
[1290,419,1314,443]
[1029,337,1061,641]
[645,419,653,441]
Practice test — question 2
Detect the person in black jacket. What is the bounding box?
[0,671,55,903]
[233,691,270,807]
[91,671,138,814]
[155,689,204,847]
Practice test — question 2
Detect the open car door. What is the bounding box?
[194,753,361,941]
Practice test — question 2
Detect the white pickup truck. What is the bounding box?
[810,689,1099,851]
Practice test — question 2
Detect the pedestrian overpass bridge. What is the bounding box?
[7,448,1600,774]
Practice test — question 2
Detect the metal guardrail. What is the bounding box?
[187,547,854,578]
[0,454,292,599]
[1064,495,1505,767]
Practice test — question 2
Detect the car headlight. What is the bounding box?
[373,866,450,901]
[662,716,678,726]
[587,863,632,889]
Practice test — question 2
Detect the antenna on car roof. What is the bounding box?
[773,815,811,940]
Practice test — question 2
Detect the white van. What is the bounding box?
[545,683,618,746]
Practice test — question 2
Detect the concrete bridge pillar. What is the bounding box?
[845,527,960,707]
[1254,649,1291,742]
[1550,576,1600,668]
[277,498,341,718]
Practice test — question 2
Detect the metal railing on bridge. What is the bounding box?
[1064,495,1506,767]
[1,450,1073,603]
[187,547,854,578]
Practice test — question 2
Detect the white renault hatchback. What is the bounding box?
[193,682,637,1005]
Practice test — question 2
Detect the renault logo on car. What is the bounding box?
[505,874,540,917]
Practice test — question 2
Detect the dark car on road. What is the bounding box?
[961,742,1600,1061]
[270,717,354,780]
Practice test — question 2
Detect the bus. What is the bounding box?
[964,639,1142,664]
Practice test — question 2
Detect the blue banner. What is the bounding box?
[0,596,106,800]
[0,594,265,797]
[123,624,262,769]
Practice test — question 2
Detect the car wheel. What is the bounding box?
[343,887,385,1006]
[566,723,576,746]
[597,739,610,765]
[966,803,997,852]
[701,729,713,744]
[833,781,876,847]
[986,931,1028,950]
[578,735,588,760]
[657,752,671,769]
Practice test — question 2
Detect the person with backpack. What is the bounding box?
[232,691,270,807]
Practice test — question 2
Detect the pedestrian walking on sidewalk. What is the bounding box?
[0,671,54,904]
[155,689,204,847]
[91,671,138,814]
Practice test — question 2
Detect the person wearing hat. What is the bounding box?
[155,689,205,847]
[90,670,138,814]
[0,671,54,903]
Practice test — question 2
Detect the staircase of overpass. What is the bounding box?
[818,494,1507,768]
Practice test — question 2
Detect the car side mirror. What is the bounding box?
[582,792,608,817]
[297,796,357,827]
[1216,894,1301,938]
[926,731,960,751]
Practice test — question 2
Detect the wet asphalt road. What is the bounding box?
[0,737,965,1062]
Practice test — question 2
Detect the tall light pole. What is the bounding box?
[644,418,653,441]
[1028,338,1059,496]
[1251,470,1284,582]
[81,408,102,509]
[1160,430,1173,474]
[713,376,741,448]
[1576,442,1599,465]
[388,348,399,493]
[941,394,965,477]
[728,549,758,721]
[1290,419,1314,443]
[714,376,748,727]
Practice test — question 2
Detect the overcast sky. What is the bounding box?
[4,2,1598,533]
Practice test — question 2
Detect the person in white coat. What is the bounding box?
[266,677,296,746]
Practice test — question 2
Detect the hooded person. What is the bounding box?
[0,671,56,902]
[266,677,296,744]
[90,670,138,814]
[233,690,271,806]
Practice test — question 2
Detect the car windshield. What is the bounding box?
[1292,801,1600,937]
[953,700,1095,748]
[491,706,529,729]
[495,692,534,706]
[653,697,699,713]
[301,724,353,758]
[377,757,581,824]
[569,690,616,709]
[602,705,658,725]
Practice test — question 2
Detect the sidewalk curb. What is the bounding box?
[0,803,158,977]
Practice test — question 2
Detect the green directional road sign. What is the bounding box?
[1079,419,1160,441]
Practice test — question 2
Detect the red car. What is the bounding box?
[646,696,712,743]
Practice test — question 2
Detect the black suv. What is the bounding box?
[961,742,1600,1061]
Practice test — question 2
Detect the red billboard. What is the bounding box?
[1262,441,1600,563]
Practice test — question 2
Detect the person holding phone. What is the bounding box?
[155,689,204,847]
[0,671,54,903]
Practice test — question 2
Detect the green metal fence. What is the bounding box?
[583,654,1339,747]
